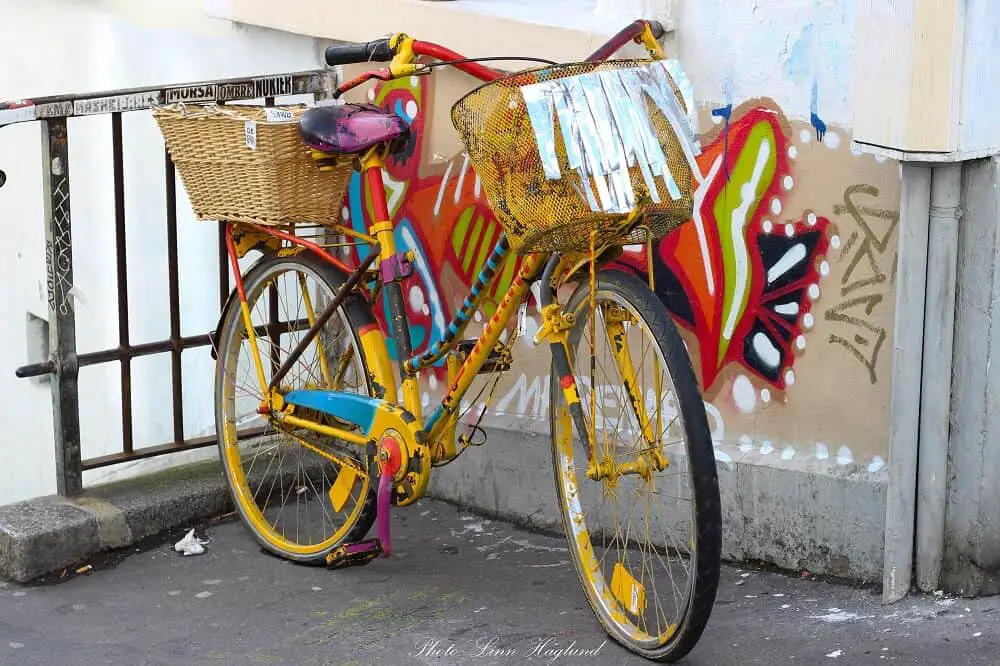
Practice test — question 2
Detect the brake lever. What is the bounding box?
[333,68,393,100]
[332,64,432,100]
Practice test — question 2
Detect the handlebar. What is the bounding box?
[330,19,666,97]
[324,39,396,66]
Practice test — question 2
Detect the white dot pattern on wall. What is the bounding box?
[815,442,830,459]
[771,198,782,216]
[802,313,815,329]
[807,212,818,226]
[819,261,830,277]
[830,235,841,250]
[762,220,773,233]
[836,446,854,465]
[783,176,794,190]
[823,131,842,150]
[739,435,754,453]
[760,388,771,403]
[759,441,775,455]
[788,145,798,159]
[795,335,807,350]
[799,129,812,143]
[807,284,820,300]
[409,285,425,311]
[784,369,795,386]
[785,224,795,237]
[781,446,796,460]
[732,375,757,414]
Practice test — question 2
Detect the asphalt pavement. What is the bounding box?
[0,498,997,665]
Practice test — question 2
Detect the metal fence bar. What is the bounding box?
[165,152,185,445]
[40,118,84,496]
[111,112,134,455]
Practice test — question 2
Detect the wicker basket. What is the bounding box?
[152,103,353,226]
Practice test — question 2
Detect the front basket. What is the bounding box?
[451,59,701,255]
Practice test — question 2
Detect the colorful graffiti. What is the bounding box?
[343,75,520,366]
[343,78,831,394]
[612,104,831,392]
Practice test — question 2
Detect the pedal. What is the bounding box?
[325,434,400,569]
[454,340,512,374]
[325,539,383,569]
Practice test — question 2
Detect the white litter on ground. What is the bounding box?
[174,529,208,556]
[826,649,842,658]
[811,608,868,623]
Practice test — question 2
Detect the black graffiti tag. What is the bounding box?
[824,184,899,384]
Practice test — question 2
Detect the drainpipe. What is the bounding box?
[883,164,932,604]
[883,163,963,604]
[915,163,962,592]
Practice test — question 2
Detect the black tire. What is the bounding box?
[549,268,721,662]
[214,252,379,564]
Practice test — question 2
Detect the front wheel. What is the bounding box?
[549,269,721,662]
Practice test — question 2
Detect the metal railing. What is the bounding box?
[0,69,338,496]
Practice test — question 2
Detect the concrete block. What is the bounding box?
[0,496,98,582]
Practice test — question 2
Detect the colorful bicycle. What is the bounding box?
[157,19,721,662]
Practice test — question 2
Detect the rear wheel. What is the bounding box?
[549,269,721,662]
[214,252,378,563]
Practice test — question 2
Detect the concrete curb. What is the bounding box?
[0,460,232,583]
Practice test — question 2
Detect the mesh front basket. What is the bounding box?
[451,59,700,255]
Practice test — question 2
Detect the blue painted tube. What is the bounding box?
[405,234,510,373]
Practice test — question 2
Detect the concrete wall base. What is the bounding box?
[427,426,887,584]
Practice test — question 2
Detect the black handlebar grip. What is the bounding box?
[647,20,666,40]
[324,39,395,66]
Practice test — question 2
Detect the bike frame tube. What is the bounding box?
[404,234,512,374]
[425,252,548,439]
[361,152,425,424]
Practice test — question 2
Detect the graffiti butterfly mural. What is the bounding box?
[345,77,830,392]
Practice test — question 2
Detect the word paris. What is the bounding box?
[413,636,608,661]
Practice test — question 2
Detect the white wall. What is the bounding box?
[0,0,323,503]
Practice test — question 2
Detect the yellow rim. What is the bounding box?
[219,262,374,557]
[554,288,694,649]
